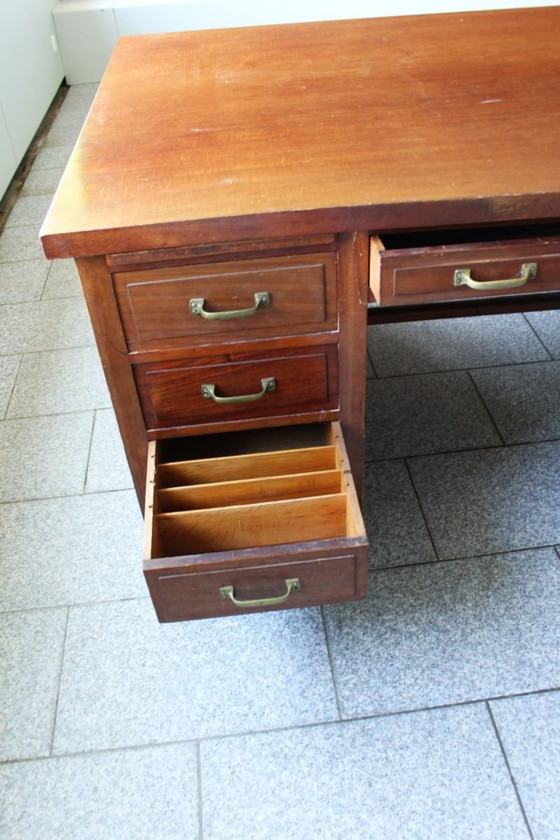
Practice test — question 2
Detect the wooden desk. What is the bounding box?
[41,8,560,621]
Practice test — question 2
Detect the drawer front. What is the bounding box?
[370,233,560,306]
[113,252,338,351]
[136,346,338,432]
[143,422,368,621]
[146,551,364,622]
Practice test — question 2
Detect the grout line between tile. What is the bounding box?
[320,606,344,720]
[196,741,204,840]
[2,354,23,421]
[522,312,555,360]
[83,409,99,493]
[364,438,506,465]
[5,688,560,768]
[485,701,535,840]
[48,607,70,758]
[0,484,136,509]
[0,596,151,620]
[391,436,560,467]
[366,541,560,574]
[466,368,507,446]
[402,456,441,559]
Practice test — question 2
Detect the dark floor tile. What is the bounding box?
[363,459,436,568]
[491,690,560,840]
[324,548,560,718]
[365,371,501,460]
[368,314,549,376]
[408,441,560,558]
[524,311,560,358]
[471,361,560,443]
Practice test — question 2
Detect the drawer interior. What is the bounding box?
[375,222,560,252]
[145,422,363,558]
[370,222,560,307]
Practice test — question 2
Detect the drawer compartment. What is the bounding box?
[370,226,560,306]
[113,252,337,351]
[135,345,338,433]
[144,422,368,621]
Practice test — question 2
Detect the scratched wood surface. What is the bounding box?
[41,8,560,258]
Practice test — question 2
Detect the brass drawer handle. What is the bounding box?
[201,377,276,404]
[453,262,537,290]
[190,291,270,320]
[220,578,301,608]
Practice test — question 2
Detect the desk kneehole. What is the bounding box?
[369,226,560,307]
[143,422,368,622]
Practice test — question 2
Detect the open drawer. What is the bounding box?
[144,422,368,621]
[370,225,560,306]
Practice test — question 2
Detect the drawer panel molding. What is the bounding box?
[370,227,560,306]
[136,346,339,432]
[114,252,338,351]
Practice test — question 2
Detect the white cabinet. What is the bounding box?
[0,0,64,199]
[0,106,17,199]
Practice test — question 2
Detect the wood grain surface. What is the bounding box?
[41,7,560,258]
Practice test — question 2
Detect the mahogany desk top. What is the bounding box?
[41,6,560,260]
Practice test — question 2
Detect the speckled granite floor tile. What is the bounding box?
[0,413,93,502]
[490,690,560,840]
[407,441,560,558]
[362,459,436,568]
[0,259,48,303]
[42,258,81,298]
[365,371,501,460]
[0,296,94,355]
[85,409,134,492]
[0,742,198,840]
[5,195,53,228]
[20,165,65,197]
[324,549,560,718]
[471,361,560,443]
[200,705,528,840]
[53,599,337,753]
[367,313,549,376]
[0,225,45,262]
[0,355,20,418]
[524,310,560,358]
[29,144,74,173]
[7,346,110,417]
[0,491,144,611]
[0,609,66,761]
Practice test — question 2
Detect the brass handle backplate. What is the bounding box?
[190,291,270,320]
[201,377,276,405]
[453,262,537,291]
[219,578,301,608]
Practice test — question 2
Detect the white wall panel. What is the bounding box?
[0,104,17,199]
[0,0,64,199]
[0,0,64,165]
[54,0,559,83]
[53,6,119,84]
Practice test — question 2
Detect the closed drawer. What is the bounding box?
[144,422,368,621]
[370,226,560,306]
[135,345,338,433]
[113,252,337,352]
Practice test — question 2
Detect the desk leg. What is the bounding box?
[76,256,148,508]
[337,231,369,503]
